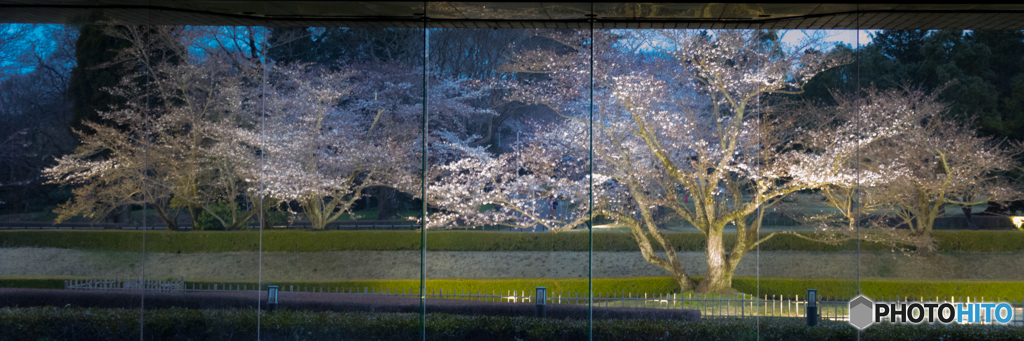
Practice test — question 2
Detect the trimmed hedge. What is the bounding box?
[2,230,1022,253]
[0,307,1021,341]
[732,277,1024,300]
[249,277,685,297]
[0,275,69,290]
[936,230,1024,252]
[237,277,1024,301]
[6,275,1023,300]
[0,288,701,322]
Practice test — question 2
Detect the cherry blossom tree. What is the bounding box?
[865,86,1023,251]
[429,29,880,293]
[257,62,440,230]
[45,23,494,230]
[344,60,497,219]
[44,24,264,230]
[795,87,927,232]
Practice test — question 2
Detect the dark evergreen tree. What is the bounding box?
[67,24,131,135]
[801,29,1024,140]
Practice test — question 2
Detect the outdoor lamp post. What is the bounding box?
[267,285,279,312]
[536,287,547,318]
[806,289,818,326]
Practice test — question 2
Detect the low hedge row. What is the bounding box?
[229,277,1024,301]
[0,288,701,321]
[5,275,1023,300]
[732,277,1024,300]
[0,275,67,290]
[2,230,1022,253]
[0,307,1021,341]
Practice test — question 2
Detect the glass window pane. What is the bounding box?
[858,27,1024,326]
[258,23,425,339]
[0,17,152,339]
[425,26,594,336]
[754,27,861,335]
[137,24,264,338]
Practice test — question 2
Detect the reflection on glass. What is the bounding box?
[129,24,266,338]
[0,20,162,338]
[258,24,424,338]
[425,27,593,326]
[2,5,1024,340]
[755,28,861,332]
[851,29,1024,325]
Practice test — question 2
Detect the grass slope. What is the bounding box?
[7,275,1024,299]
[2,230,1023,253]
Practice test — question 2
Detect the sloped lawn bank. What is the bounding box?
[0,306,1021,341]
[3,230,1022,253]
[3,276,1023,301]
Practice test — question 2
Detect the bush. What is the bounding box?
[0,288,699,322]
[734,277,1024,300]
[179,276,1024,300]
[6,275,1022,300]
[4,230,1022,253]
[935,230,1024,251]
[0,275,66,289]
[193,201,251,231]
[0,307,1020,341]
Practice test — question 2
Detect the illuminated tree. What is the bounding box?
[797,87,927,232]
[429,30,878,293]
[865,86,1023,251]
[45,24,263,230]
[257,64,413,230]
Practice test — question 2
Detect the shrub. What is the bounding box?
[3,287,700,322]
[161,277,683,298]
[0,307,1021,341]
[186,277,1024,300]
[7,275,1022,301]
[733,277,1024,300]
[193,201,242,231]
[934,230,1024,252]
[0,275,66,289]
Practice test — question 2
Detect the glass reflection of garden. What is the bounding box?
[2,19,1024,340]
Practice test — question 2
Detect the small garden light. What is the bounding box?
[536,287,546,318]
[1012,216,1024,230]
[267,285,279,312]
[806,289,818,327]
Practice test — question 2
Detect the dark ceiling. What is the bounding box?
[1,2,1023,29]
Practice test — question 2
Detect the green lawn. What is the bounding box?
[5,275,1023,299]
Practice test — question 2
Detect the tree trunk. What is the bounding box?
[110,205,131,224]
[916,212,938,253]
[187,204,203,230]
[152,205,179,231]
[696,228,735,293]
[674,271,697,293]
[961,206,974,229]
[375,187,399,221]
[304,197,327,230]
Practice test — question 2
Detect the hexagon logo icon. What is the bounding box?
[848,295,874,330]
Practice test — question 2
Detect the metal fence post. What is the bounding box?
[536,287,546,318]
[267,285,279,312]
[806,289,818,326]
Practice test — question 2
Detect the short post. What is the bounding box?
[267,285,279,312]
[806,289,818,326]
[536,287,547,318]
